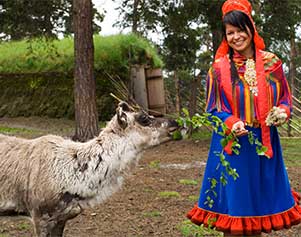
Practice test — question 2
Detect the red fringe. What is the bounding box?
[187,190,301,236]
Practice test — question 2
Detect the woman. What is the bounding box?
[187,0,301,236]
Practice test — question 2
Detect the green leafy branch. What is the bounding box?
[177,109,267,208]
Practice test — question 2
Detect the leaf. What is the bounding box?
[209,178,217,188]
[172,130,182,140]
[232,148,240,155]
[182,107,189,117]
[248,132,254,144]
[233,142,241,148]
[220,138,228,147]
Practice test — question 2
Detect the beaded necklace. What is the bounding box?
[244,58,258,96]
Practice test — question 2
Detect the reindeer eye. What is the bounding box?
[137,113,152,126]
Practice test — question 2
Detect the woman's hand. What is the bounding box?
[232,121,248,137]
[265,106,288,126]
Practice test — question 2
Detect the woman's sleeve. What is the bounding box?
[272,61,292,118]
[205,66,241,132]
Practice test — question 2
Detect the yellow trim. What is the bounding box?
[276,81,280,104]
[205,69,213,111]
[244,86,251,124]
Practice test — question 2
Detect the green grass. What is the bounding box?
[281,137,301,166]
[0,34,163,74]
[0,126,40,136]
[149,160,161,169]
[187,195,199,202]
[158,191,181,199]
[179,179,198,186]
[191,129,212,141]
[142,210,162,218]
[0,234,9,237]
[16,222,31,230]
[178,220,222,237]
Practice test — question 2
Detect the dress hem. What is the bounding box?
[187,190,301,236]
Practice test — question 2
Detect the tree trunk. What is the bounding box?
[174,70,181,115]
[188,71,201,136]
[189,72,201,117]
[73,0,99,142]
[212,30,223,57]
[132,0,140,33]
[207,0,223,56]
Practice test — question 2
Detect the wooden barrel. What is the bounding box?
[145,68,166,116]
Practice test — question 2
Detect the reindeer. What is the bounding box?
[0,101,177,237]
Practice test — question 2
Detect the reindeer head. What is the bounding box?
[108,101,177,149]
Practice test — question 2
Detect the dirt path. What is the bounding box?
[0,118,300,237]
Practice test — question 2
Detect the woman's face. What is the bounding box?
[225,23,253,58]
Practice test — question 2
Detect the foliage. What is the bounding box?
[178,220,222,237]
[261,0,301,44]
[0,0,103,40]
[113,4,209,73]
[257,0,301,68]
[172,130,183,140]
[160,1,202,72]
[0,74,75,119]
[190,129,212,141]
[113,0,162,34]
[0,34,163,120]
[0,34,163,74]
[114,0,301,117]
[94,34,163,72]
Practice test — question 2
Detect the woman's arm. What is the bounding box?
[205,66,243,134]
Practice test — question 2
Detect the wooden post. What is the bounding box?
[130,65,148,110]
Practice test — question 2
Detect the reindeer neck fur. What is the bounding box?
[60,117,148,208]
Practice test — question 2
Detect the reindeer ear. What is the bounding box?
[117,102,129,129]
[118,101,131,112]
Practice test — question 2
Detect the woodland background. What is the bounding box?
[0,0,301,140]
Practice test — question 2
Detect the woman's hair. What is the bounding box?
[222,10,255,84]
[222,10,255,40]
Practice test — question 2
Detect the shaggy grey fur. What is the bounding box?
[0,102,176,237]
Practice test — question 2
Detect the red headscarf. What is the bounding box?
[215,0,273,158]
[215,0,265,60]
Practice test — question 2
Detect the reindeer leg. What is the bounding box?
[31,201,81,237]
[31,214,52,237]
[49,220,66,237]
[31,209,57,237]
[49,204,82,237]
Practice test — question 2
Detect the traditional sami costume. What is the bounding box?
[187,0,301,235]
